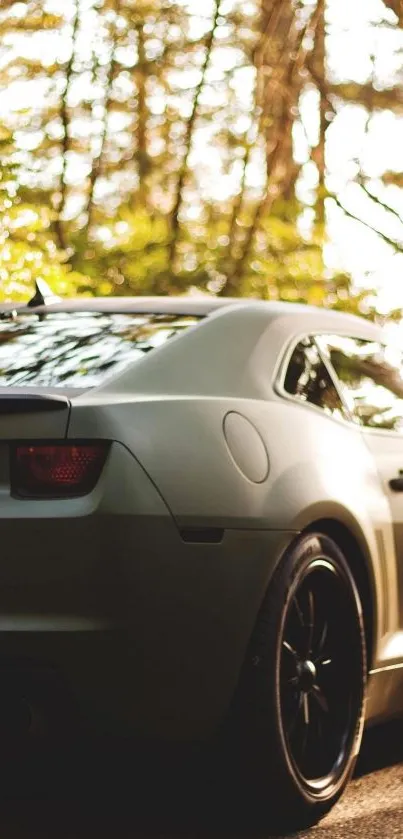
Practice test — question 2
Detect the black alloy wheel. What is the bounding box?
[224,532,367,832]
[279,557,363,792]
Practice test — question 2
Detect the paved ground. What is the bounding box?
[1,722,403,838]
[296,724,403,839]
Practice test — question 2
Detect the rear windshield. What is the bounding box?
[0,311,200,388]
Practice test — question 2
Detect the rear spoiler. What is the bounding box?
[0,280,61,321]
[0,394,69,414]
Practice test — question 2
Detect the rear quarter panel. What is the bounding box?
[68,305,396,712]
[68,393,396,663]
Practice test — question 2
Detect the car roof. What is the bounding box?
[0,295,239,317]
[0,294,378,331]
[0,294,384,399]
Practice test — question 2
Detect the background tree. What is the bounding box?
[0,0,401,318]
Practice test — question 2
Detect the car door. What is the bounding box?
[317,334,403,632]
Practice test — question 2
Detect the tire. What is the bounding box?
[222,532,367,832]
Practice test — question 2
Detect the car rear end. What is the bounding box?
[0,401,287,742]
[0,390,167,729]
[0,307,188,735]
[0,303,292,742]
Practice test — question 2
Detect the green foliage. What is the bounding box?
[0,127,83,300]
[0,0,401,321]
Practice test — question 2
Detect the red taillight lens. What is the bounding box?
[11,442,110,498]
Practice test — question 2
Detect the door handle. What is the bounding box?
[389,475,403,492]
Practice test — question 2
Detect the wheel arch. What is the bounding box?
[301,517,377,672]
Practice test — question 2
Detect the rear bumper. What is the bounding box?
[0,442,295,740]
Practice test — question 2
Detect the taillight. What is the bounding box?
[11,442,110,499]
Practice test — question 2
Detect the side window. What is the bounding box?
[318,335,403,432]
[284,338,346,420]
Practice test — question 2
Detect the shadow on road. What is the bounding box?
[0,722,402,839]
[355,719,403,776]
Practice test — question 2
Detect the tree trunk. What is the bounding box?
[222,0,324,293]
[312,0,326,227]
[54,0,79,252]
[83,0,120,238]
[135,22,149,202]
[168,0,221,270]
[382,0,403,25]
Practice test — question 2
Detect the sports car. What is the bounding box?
[0,286,403,828]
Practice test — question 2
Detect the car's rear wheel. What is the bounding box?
[223,532,367,831]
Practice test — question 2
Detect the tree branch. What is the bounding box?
[225,141,253,262]
[357,178,403,227]
[331,194,403,251]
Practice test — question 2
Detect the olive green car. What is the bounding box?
[1,292,403,828]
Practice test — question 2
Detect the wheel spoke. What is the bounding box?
[311,684,329,714]
[283,640,298,658]
[317,656,332,667]
[295,696,310,761]
[286,691,303,737]
[303,692,310,725]
[306,588,315,656]
[287,693,310,765]
[314,620,328,661]
[300,724,309,761]
[312,698,323,742]
[292,595,305,628]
